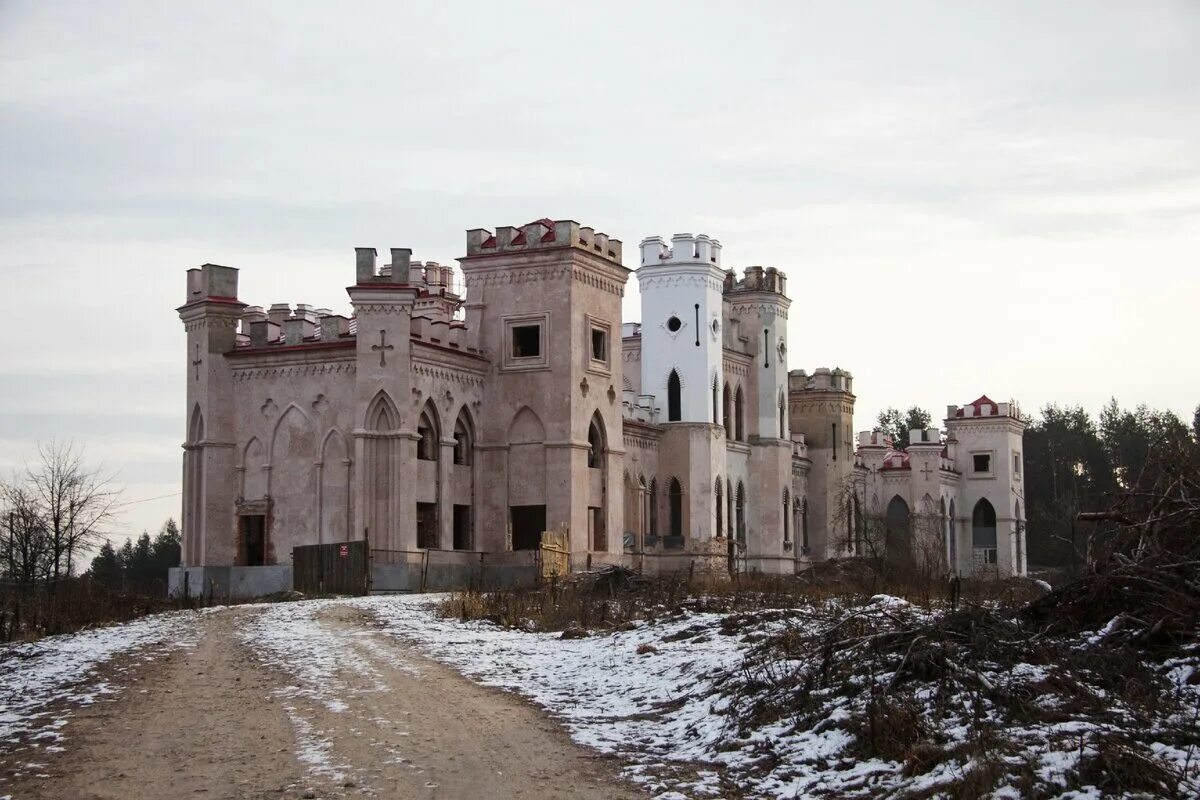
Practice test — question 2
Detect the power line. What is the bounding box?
[112,491,182,509]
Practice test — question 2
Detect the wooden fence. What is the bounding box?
[293,540,369,596]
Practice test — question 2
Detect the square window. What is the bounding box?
[973,454,991,473]
[511,325,541,358]
[591,328,607,362]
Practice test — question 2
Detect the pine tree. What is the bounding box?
[149,519,181,591]
[87,540,123,590]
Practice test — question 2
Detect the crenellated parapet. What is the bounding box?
[465,218,623,264]
[725,265,787,297]
[639,233,722,267]
[789,367,854,395]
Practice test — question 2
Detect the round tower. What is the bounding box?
[637,233,726,423]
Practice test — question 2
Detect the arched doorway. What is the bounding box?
[451,409,475,550]
[885,495,911,566]
[972,499,997,567]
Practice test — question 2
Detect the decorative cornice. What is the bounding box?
[730,302,789,321]
[637,273,724,293]
[232,361,355,382]
[412,361,486,388]
[789,399,855,415]
[183,317,240,332]
[351,303,414,316]
[571,266,625,297]
[465,264,571,288]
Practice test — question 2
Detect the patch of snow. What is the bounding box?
[0,609,205,751]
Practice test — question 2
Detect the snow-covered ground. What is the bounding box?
[0,610,204,752]
[357,594,1200,799]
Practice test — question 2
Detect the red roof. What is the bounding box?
[955,394,998,417]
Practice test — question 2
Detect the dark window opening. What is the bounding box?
[973,454,991,473]
[416,502,439,549]
[588,421,604,468]
[589,506,606,551]
[453,505,472,550]
[782,491,790,543]
[666,316,682,332]
[512,324,541,358]
[418,422,437,461]
[667,370,682,422]
[453,420,471,465]
[832,423,837,460]
[240,515,265,566]
[591,328,607,362]
[511,505,546,550]
[648,480,659,534]
[734,388,745,440]
[668,479,683,539]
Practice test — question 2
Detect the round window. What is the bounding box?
[778,338,787,358]
[666,316,682,332]
[711,319,720,335]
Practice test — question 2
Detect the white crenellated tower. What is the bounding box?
[637,233,726,423]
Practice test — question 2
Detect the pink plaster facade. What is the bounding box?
[178,218,1024,581]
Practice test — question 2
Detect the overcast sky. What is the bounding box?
[2,1,1197,546]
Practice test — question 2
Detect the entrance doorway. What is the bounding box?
[416,503,439,549]
[511,505,546,550]
[453,504,472,550]
[240,515,265,566]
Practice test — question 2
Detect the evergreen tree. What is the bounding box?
[129,531,154,591]
[87,540,123,590]
[118,537,134,587]
[1023,405,1115,569]
[150,518,181,589]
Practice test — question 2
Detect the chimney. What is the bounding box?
[355,247,377,282]
[390,248,412,284]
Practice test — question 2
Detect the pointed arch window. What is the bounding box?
[734,387,745,441]
[417,407,439,461]
[667,370,682,422]
[735,481,746,543]
[782,488,791,543]
[453,413,473,466]
[778,391,786,438]
[722,383,733,438]
[668,478,683,539]
[587,416,605,469]
[648,479,659,535]
[715,479,724,538]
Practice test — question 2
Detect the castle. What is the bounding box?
[174,219,1026,597]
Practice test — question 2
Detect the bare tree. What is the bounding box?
[23,441,121,580]
[1,481,50,582]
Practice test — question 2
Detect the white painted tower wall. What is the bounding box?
[637,233,727,423]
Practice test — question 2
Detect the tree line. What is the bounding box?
[86,519,181,595]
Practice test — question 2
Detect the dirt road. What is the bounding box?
[1,605,641,800]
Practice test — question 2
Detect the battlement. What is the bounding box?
[908,427,943,446]
[790,433,809,461]
[183,263,240,305]
[724,265,786,296]
[946,394,1022,421]
[788,367,854,394]
[858,430,892,448]
[621,388,660,424]
[639,233,723,268]
[464,218,623,263]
